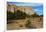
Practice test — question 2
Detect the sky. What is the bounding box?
[7,2,43,15]
[7,0,43,3]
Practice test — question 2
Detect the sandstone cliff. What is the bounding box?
[7,4,35,15]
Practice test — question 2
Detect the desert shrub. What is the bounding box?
[7,11,15,20]
[31,13,40,17]
[14,10,26,19]
[25,20,31,28]
[25,19,36,28]
[7,10,27,20]
[40,15,43,17]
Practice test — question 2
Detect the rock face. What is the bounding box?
[7,4,35,15]
[16,6,35,15]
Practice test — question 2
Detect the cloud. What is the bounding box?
[34,9,43,15]
[7,2,42,7]
[15,3,42,6]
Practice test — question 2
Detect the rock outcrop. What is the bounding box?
[7,4,35,15]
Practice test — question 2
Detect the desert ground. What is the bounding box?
[7,17,43,30]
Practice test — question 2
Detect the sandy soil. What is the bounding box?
[7,17,43,30]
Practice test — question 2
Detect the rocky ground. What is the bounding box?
[7,17,43,30]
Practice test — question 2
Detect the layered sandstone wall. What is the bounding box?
[7,4,35,15]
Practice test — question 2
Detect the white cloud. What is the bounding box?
[34,9,43,15]
[8,2,42,7]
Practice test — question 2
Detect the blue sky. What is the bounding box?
[7,2,43,15]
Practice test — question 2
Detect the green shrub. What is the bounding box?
[25,20,31,28]
[25,20,36,28]
[7,10,27,20]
